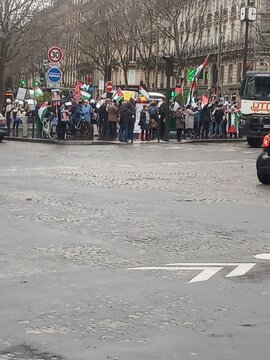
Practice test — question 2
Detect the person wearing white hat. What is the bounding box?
[4,99,13,136]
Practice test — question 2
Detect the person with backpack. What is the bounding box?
[138,105,150,141]
[148,101,159,140]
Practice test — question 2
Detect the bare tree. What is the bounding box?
[0,0,45,107]
[132,1,160,89]
[148,0,209,76]
[75,0,118,82]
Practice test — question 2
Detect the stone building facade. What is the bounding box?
[111,0,270,96]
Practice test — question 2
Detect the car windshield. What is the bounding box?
[243,76,270,100]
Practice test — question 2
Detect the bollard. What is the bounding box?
[21,116,28,137]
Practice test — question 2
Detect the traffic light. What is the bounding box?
[34,80,40,87]
[188,68,196,82]
[40,73,45,82]
[170,89,175,98]
[20,79,26,88]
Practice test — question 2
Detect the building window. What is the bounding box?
[204,69,209,85]
[237,62,242,83]
[160,70,165,88]
[228,64,233,84]
[223,25,226,41]
[215,27,218,44]
[207,29,210,44]
[220,65,225,84]
[231,23,235,41]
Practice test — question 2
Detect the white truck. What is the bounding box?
[239,71,270,147]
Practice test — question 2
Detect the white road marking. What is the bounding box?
[255,253,270,260]
[128,263,256,283]
[167,263,256,278]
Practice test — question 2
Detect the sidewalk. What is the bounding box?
[5,135,246,145]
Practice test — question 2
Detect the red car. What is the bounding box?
[257,134,270,184]
[0,113,8,141]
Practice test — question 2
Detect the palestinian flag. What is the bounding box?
[75,82,91,101]
[186,54,210,106]
[80,83,89,92]
[138,85,149,100]
[81,90,91,101]
[34,87,43,98]
[113,88,124,103]
[38,103,48,124]
[195,54,210,79]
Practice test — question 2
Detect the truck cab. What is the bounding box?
[239,71,270,147]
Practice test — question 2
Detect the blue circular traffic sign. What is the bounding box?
[47,67,62,84]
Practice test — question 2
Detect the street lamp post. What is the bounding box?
[241,0,257,78]
[217,5,223,99]
[162,56,174,142]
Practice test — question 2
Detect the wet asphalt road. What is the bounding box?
[0,140,270,360]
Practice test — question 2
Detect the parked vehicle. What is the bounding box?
[256,134,270,184]
[239,71,270,148]
[0,113,8,141]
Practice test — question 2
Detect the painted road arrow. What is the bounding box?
[127,263,256,283]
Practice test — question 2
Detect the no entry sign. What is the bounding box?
[106,81,113,92]
[48,47,63,63]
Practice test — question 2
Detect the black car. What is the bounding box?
[0,113,7,141]
[256,134,270,184]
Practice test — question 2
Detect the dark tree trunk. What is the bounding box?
[0,62,5,112]
[124,71,128,90]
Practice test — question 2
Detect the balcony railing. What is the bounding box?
[182,39,247,59]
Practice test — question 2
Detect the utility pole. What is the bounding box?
[217,5,223,99]
[241,0,257,78]
[162,56,174,142]
[242,1,251,78]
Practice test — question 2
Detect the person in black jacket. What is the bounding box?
[119,102,132,142]
[138,105,150,141]
[201,103,211,139]
[159,99,167,139]
[98,100,109,139]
